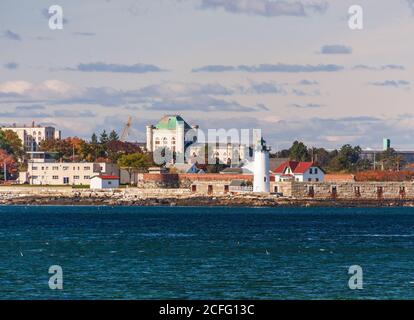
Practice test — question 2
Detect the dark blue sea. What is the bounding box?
[0,205,414,299]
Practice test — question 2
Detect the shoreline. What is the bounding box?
[1,194,414,207]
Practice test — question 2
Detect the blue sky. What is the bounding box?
[1,0,414,150]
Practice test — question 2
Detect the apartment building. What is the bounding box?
[19,154,119,185]
[1,123,61,151]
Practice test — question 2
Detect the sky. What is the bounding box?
[1,0,414,150]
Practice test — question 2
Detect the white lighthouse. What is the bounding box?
[253,137,270,193]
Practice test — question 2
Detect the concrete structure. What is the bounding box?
[253,138,270,193]
[90,175,119,189]
[273,161,325,182]
[383,138,391,151]
[270,180,413,200]
[21,159,119,185]
[1,123,61,151]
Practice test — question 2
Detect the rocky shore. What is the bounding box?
[1,189,414,207]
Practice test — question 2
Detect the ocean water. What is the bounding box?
[0,205,414,300]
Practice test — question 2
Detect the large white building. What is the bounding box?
[19,152,119,185]
[186,143,253,165]
[146,115,198,155]
[1,122,61,151]
[146,115,253,165]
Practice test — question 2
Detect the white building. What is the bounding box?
[273,161,325,182]
[186,143,253,166]
[146,115,255,165]
[19,152,119,185]
[2,122,61,151]
[90,175,120,189]
[146,115,198,155]
[253,138,270,193]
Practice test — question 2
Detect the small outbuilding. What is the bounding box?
[90,175,120,189]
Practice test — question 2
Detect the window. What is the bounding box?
[191,185,197,192]
[63,166,69,170]
[52,176,59,180]
[315,178,319,182]
[308,178,312,182]
[52,166,59,170]
[315,168,318,174]
[84,166,90,170]
[309,168,313,174]
[74,176,80,180]
[63,177,69,184]
[84,176,90,180]
[32,166,38,170]
[108,181,112,185]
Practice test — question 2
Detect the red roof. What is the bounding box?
[272,161,316,174]
[95,175,119,180]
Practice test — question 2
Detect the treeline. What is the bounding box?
[0,129,25,178]
[39,130,154,173]
[273,140,406,173]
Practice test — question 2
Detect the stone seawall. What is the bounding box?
[2,186,414,207]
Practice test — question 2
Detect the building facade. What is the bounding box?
[273,161,325,182]
[2,123,61,151]
[146,115,198,155]
[146,115,255,165]
[21,157,119,185]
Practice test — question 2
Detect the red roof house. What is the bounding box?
[272,161,325,182]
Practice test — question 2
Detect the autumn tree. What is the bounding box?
[0,149,17,181]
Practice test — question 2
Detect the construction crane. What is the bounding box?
[120,116,132,142]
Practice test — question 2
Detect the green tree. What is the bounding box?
[99,130,109,144]
[117,153,151,184]
[328,144,362,172]
[109,130,119,142]
[0,130,12,154]
[2,130,24,158]
[91,133,98,144]
[289,141,310,162]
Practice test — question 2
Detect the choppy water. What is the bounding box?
[0,205,414,299]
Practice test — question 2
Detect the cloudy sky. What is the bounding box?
[1,0,414,150]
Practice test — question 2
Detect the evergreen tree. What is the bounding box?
[91,133,98,144]
[109,130,119,141]
[99,130,109,144]
[288,141,310,162]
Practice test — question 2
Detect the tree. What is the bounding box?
[109,130,119,142]
[0,130,12,154]
[106,140,141,163]
[0,149,17,181]
[117,153,151,184]
[91,133,98,144]
[99,130,109,144]
[328,144,362,172]
[289,141,310,162]
[378,148,406,171]
[2,130,24,159]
